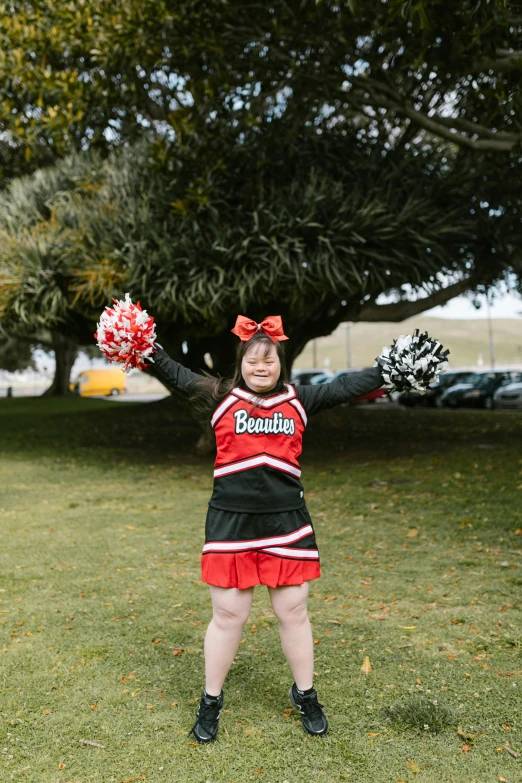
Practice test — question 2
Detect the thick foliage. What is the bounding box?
[0,130,517,372]
[1,0,521,182]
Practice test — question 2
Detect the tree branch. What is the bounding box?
[355,278,472,322]
[343,75,522,151]
[401,103,520,151]
[431,113,520,142]
[471,52,522,74]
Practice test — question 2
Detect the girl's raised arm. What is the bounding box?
[294,365,384,416]
[294,328,450,416]
[143,344,206,395]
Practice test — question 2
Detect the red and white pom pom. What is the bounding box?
[94,293,157,371]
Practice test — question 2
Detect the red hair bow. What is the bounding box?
[231,315,289,344]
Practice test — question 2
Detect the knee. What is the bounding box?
[212,606,250,631]
[275,601,309,626]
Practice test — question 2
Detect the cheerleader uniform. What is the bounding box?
[148,348,384,590]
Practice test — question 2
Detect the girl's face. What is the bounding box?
[241,341,281,393]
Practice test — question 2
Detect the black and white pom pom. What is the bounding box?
[373,329,450,394]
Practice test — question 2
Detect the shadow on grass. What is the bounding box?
[0,395,202,467]
[382,694,456,734]
[0,395,520,470]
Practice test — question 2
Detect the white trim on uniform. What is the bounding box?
[231,384,296,407]
[202,523,314,553]
[213,454,301,479]
[211,394,238,427]
[260,546,319,559]
[289,397,307,426]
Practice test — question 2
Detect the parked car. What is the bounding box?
[399,370,476,408]
[70,368,126,397]
[291,369,332,385]
[310,371,336,385]
[311,368,387,403]
[438,370,522,409]
[493,381,522,410]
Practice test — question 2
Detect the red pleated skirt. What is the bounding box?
[201,506,321,589]
[201,550,321,590]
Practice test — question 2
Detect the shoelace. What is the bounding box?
[188,698,221,738]
[298,693,325,721]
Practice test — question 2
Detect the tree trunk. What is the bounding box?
[42,332,78,397]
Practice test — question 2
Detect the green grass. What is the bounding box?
[1,396,522,783]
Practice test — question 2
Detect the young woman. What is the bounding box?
[145,315,385,742]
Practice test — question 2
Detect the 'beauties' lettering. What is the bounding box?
[234,409,295,436]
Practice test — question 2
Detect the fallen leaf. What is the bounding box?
[78,739,105,748]
[406,529,419,537]
[172,648,184,656]
[90,704,98,710]
[361,655,372,676]
[151,638,162,644]
[462,744,470,753]
[502,724,511,731]
[406,760,420,773]
[399,625,416,630]
[457,726,475,742]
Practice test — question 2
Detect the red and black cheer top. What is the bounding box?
[146,347,384,587]
[210,383,307,513]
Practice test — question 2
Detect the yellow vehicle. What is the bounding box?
[70,368,126,397]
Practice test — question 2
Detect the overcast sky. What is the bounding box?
[424,290,522,319]
[377,279,522,320]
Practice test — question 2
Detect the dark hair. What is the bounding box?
[187,333,290,417]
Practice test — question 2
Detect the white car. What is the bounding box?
[493,382,522,410]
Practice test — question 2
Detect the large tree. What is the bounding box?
[0,129,519,382]
[1,0,521,182]
[0,0,520,392]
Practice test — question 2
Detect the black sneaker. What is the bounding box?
[289,682,328,736]
[188,690,224,743]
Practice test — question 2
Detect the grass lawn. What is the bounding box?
[1,395,521,783]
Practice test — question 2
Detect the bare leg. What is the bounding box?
[203,585,254,696]
[268,581,314,691]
